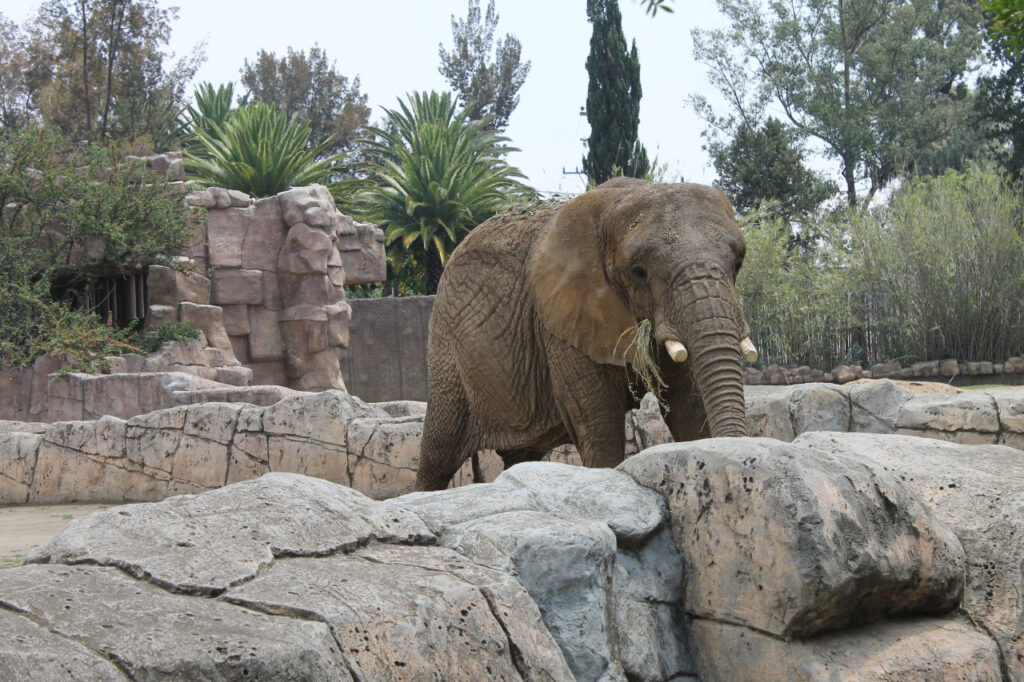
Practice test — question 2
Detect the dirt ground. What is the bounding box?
[0,503,112,569]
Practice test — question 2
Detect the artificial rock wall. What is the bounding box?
[163,184,386,391]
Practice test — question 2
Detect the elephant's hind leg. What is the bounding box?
[417,355,476,491]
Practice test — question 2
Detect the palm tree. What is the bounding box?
[185,102,341,197]
[345,91,532,294]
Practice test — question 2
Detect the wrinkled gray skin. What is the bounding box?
[416,178,750,490]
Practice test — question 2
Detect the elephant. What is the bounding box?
[415,177,757,491]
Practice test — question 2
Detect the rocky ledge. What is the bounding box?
[3,432,1022,680]
[3,380,1023,506]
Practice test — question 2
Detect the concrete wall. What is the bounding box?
[339,296,434,402]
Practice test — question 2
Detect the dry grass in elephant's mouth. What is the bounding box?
[621,319,668,409]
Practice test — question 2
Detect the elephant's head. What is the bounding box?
[528,178,753,437]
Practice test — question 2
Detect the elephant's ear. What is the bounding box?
[528,190,638,366]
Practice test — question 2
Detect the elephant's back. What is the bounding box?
[446,201,559,273]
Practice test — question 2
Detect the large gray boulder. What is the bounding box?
[7,433,1022,681]
[19,472,574,681]
[795,431,1024,680]
[619,438,966,638]
[390,462,690,682]
[0,565,349,680]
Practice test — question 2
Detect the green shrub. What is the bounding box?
[849,170,1024,361]
[0,125,202,369]
[135,321,201,354]
[737,211,857,369]
[0,284,140,371]
[737,168,1024,368]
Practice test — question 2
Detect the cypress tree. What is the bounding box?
[583,0,650,185]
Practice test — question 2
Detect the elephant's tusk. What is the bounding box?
[740,337,758,363]
[665,339,688,363]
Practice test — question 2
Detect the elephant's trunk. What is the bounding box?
[661,269,749,438]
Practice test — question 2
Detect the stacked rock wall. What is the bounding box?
[174,184,385,391]
[5,380,1023,507]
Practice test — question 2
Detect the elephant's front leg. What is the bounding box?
[658,350,712,441]
[545,334,630,468]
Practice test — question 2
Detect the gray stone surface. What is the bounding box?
[690,616,1002,681]
[227,545,573,681]
[4,435,1023,682]
[0,607,127,681]
[0,564,349,680]
[27,473,433,593]
[619,438,966,638]
[794,431,1024,680]
[390,462,691,682]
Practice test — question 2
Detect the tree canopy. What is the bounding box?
[583,0,650,185]
[692,0,986,208]
[438,0,531,131]
[8,0,202,148]
[240,44,369,164]
[710,117,836,225]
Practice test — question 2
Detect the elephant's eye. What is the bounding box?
[631,265,647,280]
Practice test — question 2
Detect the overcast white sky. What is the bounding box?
[4,0,731,194]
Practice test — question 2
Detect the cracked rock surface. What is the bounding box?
[4,433,1024,680]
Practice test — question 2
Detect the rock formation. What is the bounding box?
[4,432,1021,680]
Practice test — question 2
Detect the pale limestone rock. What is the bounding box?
[619,438,965,638]
[441,510,622,681]
[247,307,285,361]
[143,303,177,330]
[207,186,231,209]
[226,189,250,207]
[146,265,210,306]
[206,207,248,268]
[278,222,332,275]
[260,270,281,309]
[0,431,41,503]
[339,220,387,284]
[0,565,348,679]
[848,378,914,432]
[0,607,128,681]
[347,415,423,499]
[896,392,1000,438]
[744,385,797,440]
[690,616,1001,682]
[242,196,284,270]
[177,302,234,354]
[27,473,433,593]
[794,432,1024,680]
[226,545,574,681]
[789,383,850,433]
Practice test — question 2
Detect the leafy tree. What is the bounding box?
[0,14,50,131]
[692,0,986,208]
[0,125,200,367]
[977,20,1024,180]
[185,102,341,197]
[710,117,837,226]
[240,44,369,162]
[27,0,202,148]
[438,0,531,130]
[983,0,1024,53]
[342,91,531,295]
[583,0,650,185]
